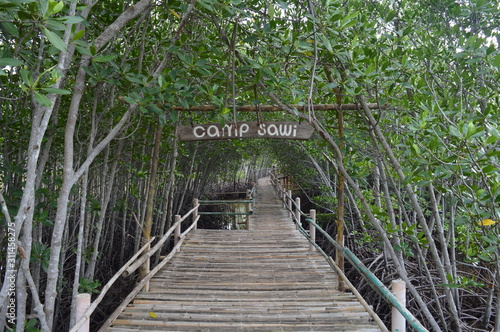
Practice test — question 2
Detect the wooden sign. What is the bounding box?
[178,121,314,141]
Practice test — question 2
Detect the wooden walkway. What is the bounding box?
[104,178,383,331]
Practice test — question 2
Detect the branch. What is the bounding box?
[0,191,12,225]
[22,267,50,332]
[172,103,384,112]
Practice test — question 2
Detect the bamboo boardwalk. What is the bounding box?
[104,178,383,331]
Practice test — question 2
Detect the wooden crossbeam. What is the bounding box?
[172,103,385,112]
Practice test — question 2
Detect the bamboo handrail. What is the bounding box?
[327,256,389,332]
[69,237,156,332]
[199,200,254,204]
[196,185,256,229]
[271,172,429,332]
[97,236,187,332]
[72,202,201,332]
[122,204,200,277]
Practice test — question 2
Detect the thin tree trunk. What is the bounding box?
[175,141,197,216]
[140,121,163,280]
[357,95,461,331]
[69,170,90,328]
[69,86,101,325]
[85,141,111,281]
[163,136,179,232]
[43,2,152,326]
[0,10,77,329]
[336,103,346,291]
[120,165,131,266]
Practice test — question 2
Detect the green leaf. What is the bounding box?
[0,58,23,67]
[20,68,34,87]
[319,34,333,53]
[72,29,85,41]
[268,2,274,19]
[39,0,49,17]
[34,92,52,107]
[45,18,66,31]
[49,0,64,15]
[385,10,396,22]
[493,53,500,68]
[123,96,137,105]
[449,126,462,138]
[92,54,116,62]
[482,164,497,174]
[466,121,476,138]
[170,110,178,122]
[76,45,92,56]
[0,22,19,38]
[340,11,358,29]
[41,87,71,95]
[485,135,497,144]
[42,28,67,52]
[60,15,85,24]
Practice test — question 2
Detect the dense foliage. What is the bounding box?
[0,0,499,331]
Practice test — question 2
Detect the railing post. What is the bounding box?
[174,215,181,249]
[309,209,316,251]
[295,197,300,230]
[76,293,90,332]
[245,194,251,230]
[193,198,199,231]
[282,186,287,209]
[392,279,406,332]
[287,190,292,217]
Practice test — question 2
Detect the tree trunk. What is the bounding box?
[43,2,152,326]
[357,95,461,331]
[139,121,163,281]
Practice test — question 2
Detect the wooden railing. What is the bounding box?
[269,171,428,332]
[72,186,257,332]
[198,187,256,230]
[71,200,200,332]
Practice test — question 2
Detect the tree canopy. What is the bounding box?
[1,0,499,331]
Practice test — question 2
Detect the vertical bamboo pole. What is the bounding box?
[245,191,251,230]
[288,190,292,217]
[336,99,346,291]
[76,294,90,332]
[174,215,181,248]
[295,197,301,230]
[193,198,198,231]
[392,279,406,332]
[309,209,316,251]
[140,121,163,283]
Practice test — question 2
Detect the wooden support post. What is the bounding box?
[245,195,251,230]
[193,198,199,231]
[174,215,181,249]
[309,209,316,251]
[76,294,90,332]
[295,197,300,230]
[287,190,292,217]
[392,279,406,332]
